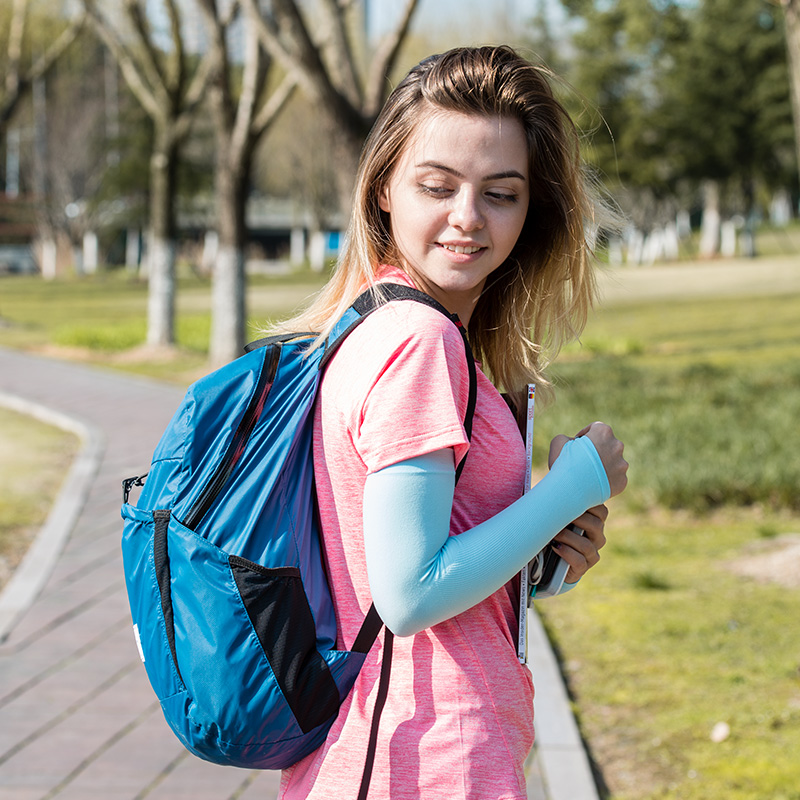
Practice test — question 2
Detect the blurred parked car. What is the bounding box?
[0,245,38,274]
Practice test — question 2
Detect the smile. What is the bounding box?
[440,244,483,255]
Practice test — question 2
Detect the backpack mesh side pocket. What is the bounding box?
[229,557,340,733]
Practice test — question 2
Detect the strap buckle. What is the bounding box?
[122,473,148,503]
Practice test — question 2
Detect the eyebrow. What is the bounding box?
[417,161,527,182]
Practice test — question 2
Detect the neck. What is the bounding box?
[394,269,480,328]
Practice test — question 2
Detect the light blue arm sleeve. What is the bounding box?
[362,437,610,636]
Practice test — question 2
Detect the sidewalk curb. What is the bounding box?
[0,391,105,642]
[528,606,600,800]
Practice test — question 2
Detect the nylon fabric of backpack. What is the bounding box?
[119,285,476,772]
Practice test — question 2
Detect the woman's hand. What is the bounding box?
[550,504,608,583]
[546,422,627,583]
[549,421,628,497]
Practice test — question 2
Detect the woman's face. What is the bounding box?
[379,110,530,324]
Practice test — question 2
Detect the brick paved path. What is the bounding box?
[0,346,553,800]
[0,348,283,800]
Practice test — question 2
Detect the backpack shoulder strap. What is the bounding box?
[331,283,478,800]
[320,283,477,466]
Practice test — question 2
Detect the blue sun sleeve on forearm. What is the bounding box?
[362,436,609,636]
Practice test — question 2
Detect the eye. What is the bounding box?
[418,183,452,197]
[486,191,519,204]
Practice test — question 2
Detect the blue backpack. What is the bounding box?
[120,284,476,783]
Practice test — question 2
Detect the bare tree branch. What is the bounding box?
[164,0,186,98]
[244,0,418,132]
[364,0,419,117]
[122,0,171,109]
[83,0,162,120]
[195,0,233,116]
[251,70,297,138]
[260,0,343,105]
[240,0,303,82]
[222,0,241,27]
[174,49,219,140]
[28,14,87,82]
[318,0,362,107]
[229,24,266,161]
[2,0,86,127]
[242,0,419,209]
[5,0,27,103]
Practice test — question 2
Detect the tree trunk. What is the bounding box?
[145,132,178,348]
[209,154,250,366]
[243,0,419,219]
[699,180,721,258]
[330,121,366,214]
[783,0,800,190]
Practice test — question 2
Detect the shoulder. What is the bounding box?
[323,298,471,409]
[324,298,474,471]
[351,298,465,356]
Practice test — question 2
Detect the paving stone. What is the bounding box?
[0,347,562,799]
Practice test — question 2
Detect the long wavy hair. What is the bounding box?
[271,45,610,404]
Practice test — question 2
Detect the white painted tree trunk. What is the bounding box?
[663,222,680,261]
[83,232,99,273]
[309,230,326,272]
[699,181,721,258]
[290,227,306,267]
[209,244,246,367]
[676,210,691,239]
[770,189,792,225]
[607,236,623,265]
[146,236,176,347]
[125,228,141,272]
[40,237,57,280]
[720,220,737,257]
[626,228,644,265]
[201,230,219,274]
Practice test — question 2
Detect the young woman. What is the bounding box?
[274,45,628,800]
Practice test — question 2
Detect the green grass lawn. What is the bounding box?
[0,262,798,798]
[0,407,79,590]
[533,285,800,799]
[534,291,800,512]
[0,268,328,384]
[539,508,800,800]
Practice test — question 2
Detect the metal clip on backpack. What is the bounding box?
[120,283,476,795]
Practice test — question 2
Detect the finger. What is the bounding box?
[552,541,590,583]
[576,421,611,439]
[554,526,599,562]
[568,513,607,551]
[586,503,609,523]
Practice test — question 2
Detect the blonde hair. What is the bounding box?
[272,45,608,404]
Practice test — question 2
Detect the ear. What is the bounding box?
[378,184,391,214]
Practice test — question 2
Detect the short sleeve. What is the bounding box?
[346,303,472,474]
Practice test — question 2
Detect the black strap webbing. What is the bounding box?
[352,603,383,654]
[456,345,477,483]
[152,509,183,686]
[330,283,478,800]
[356,629,394,800]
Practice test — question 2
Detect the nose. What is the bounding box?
[449,187,484,232]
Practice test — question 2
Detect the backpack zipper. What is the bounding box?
[182,344,282,531]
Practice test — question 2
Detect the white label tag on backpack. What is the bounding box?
[133,623,145,663]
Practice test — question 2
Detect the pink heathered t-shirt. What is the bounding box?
[279,270,534,800]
